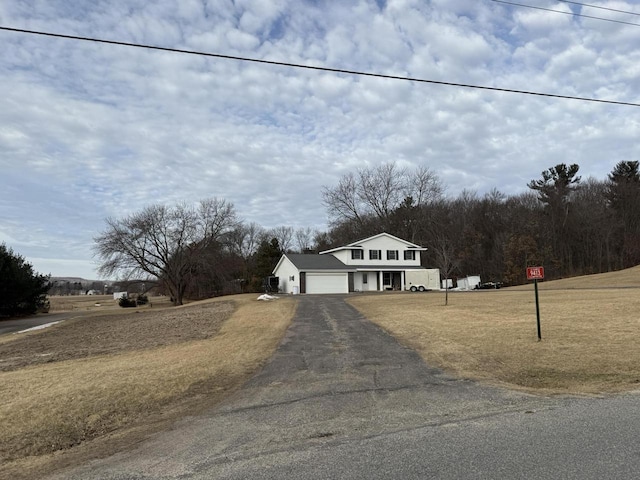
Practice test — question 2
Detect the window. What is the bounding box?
[362,273,368,284]
[351,249,363,260]
[404,250,415,261]
[387,250,399,260]
[369,249,381,260]
[289,275,295,281]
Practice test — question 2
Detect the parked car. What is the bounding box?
[475,282,502,290]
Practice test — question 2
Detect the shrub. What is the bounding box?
[118,297,137,308]
[136,294,149,306]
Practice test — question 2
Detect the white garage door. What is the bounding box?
[305,273,348,294]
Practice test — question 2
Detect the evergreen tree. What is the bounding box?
[0,244,50,317]
[252,238,282,291]
[528,164,581,274]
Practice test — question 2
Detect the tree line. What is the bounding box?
[322,161,640,286]
[92,160,640,305]
[6,159,636,313]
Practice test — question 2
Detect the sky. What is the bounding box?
[1,0,639,279]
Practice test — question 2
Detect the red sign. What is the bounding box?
[526,266,544,280]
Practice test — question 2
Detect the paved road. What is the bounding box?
[49,295,640,479]
[0,312,73,335]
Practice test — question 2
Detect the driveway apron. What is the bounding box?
[50,295,557,479]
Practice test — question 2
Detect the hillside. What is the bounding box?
[50,277,101,283]
[507,265,640,290]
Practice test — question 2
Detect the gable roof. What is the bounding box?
[276,253,356,272]
[319,232,426,255]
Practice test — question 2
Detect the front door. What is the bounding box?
[362,272,369,291]
[392,272,401,290]
[383,272,391,289]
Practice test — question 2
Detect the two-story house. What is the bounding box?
[272,232,438,294]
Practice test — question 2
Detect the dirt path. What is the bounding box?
[45,295,563,479]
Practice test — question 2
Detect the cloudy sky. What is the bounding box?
[1,0,639,279]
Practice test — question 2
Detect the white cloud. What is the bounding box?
[1,0,639,277]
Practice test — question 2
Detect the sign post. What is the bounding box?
[526,266,544,340]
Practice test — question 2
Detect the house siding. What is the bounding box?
[330,235,422,267]
[273,256,300,294]
[273,233,438,294]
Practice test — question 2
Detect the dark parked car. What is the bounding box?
[475,282,502,290]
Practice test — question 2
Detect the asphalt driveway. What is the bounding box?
[48,295,640,479]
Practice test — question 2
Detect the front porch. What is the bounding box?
[351,270,405,292]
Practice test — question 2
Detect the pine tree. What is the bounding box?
[0,244,50,317]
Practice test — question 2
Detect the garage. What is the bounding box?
[305,272,349,294]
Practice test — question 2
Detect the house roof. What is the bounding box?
[281,253,357,271]
[319,232,426,255]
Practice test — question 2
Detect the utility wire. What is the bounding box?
[556,0,640,17]
[491,0,640,27]
[1,25,639,108]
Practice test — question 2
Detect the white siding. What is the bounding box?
[272,256,300,294]
[352,272,372,292]
[330,249,352,264]
[335,234,422,267]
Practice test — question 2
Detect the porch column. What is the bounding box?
[378,271,383,291]
[400,271,405,291]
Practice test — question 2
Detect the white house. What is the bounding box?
[272,232,438,294]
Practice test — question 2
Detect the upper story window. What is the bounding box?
[351,249,363,260]
[369,249,382,260]
[387,250,399,260]
[404,250,415,261]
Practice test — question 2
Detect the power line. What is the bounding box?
[1,25,639,108]
[491,0,640,27]
[556,0,640,17]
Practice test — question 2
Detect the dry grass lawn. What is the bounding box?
[0,294,296,479]
[3,267,639,477]
[509,264,640,290]
[48,294,174,313]
[349,267,640,396]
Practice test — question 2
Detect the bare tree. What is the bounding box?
[322,172,365,228]
[228,222,265,259]
[407,165,443,206]
[269,226,295,253]
[294,227,316,252]
[431,233,460,306]
[93,198,237,306]
[607,161,640,267]
[322,162,443,233]
[358,163,406,223]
